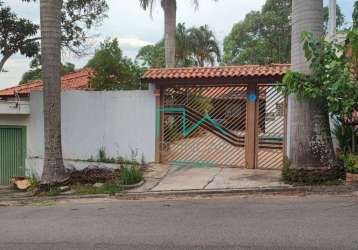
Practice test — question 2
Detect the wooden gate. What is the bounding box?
[142,65,290,170]
[0,126,26,185]
[158,84,286,169]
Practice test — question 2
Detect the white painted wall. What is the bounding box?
[1,90,156,177]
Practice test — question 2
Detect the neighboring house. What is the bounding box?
[0,69,156,185]
[0,69,93,100]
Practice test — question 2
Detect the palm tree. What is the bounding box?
[139,0,217,68]
[40,0,66,185]
[288,0,335,170]
[188,25,221,66]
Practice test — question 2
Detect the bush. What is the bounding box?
[344,154,358,174]
[72,182,122,195]
[120,165,143,185]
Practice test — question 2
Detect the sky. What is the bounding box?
[0,0,355,88]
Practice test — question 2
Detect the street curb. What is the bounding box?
[1,185,357,206]
[0,194,112,207]
[115,185,358,200]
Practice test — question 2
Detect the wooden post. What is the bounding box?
[245,83,258,169]
[155,87,164,163]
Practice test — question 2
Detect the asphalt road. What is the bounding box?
[0,195,357,250]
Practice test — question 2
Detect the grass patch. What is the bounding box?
[72,182,122,195]
[46,186,62,196]
[120,165,143,185]
[87,147,141,166]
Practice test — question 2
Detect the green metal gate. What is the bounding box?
[0,126,26,185]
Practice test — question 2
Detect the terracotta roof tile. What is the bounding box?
[141,64,290,82]
[0,69,93,97]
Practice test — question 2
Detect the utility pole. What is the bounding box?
[328,0,337,37]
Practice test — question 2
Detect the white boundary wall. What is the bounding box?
[0,90,156,177]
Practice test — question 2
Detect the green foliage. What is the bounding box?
[278,32,358,126]
[188,93,213,114]
[27,174,40,191]
[347,2,358,80]
[187,24,221,67]
[0,2,39,71]
[136,23,220,68]
[120,165,143,185]
[1,0,108,72]
[223,0,291,65]
[86,38,145,90]
[47,186,62,196]
[353,1,358,29]
[223,0,345,65]
[323,5,345,33]
[332,119,355,154]
[72,182,122,195]
[282,157,344,185]
[344,154,358,174]
[136,41,165,68]
[89,147,140,166]
[20,57,75,84]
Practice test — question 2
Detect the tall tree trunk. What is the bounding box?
[288,0,335,170]
[40,0,66,184]
[162,0,176,68]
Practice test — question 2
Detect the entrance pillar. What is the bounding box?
[155,86,164,163]
[245,83,258,169]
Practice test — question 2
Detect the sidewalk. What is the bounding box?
[129,164,290,193]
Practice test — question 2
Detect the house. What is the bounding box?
[0,69,156,185]
[0,65,288,185]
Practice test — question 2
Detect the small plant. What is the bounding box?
[98,147,107,162]
[72,182,122,195]
[92,147,140,166]
[344,154,358,174]
[120,165,143,185]
[47,186,62,196]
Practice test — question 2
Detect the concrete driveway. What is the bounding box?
[132,164,289,193]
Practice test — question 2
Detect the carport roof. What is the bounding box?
[141,64,290,86]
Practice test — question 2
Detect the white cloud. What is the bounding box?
[116,37,154,49]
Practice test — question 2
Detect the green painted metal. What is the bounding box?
[0,126,26,185]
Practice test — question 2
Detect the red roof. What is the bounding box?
[0,69,92,97]
[142,64,290,82]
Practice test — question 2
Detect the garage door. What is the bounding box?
[0,127,26,185]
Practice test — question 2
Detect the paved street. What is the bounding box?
[0,195,357,249]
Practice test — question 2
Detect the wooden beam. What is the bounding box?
[245,83,258,169]
[155,87,164,163]
[142,75,283,87]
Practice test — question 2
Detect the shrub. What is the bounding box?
[120,165,143,185]
[344,154,358,174]
[72,182,121,195]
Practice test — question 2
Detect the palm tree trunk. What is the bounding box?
[40,0,66,185]
[162,0,176,68]
[288,0,335,170]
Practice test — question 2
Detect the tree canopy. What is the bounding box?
[223,0,291,65]
[0,0,108,72]
[278,32,358,127]
[86,38,144,90]
[20,56,75,84]
[223,0,346,65]
[136,23,220,68]
[0,1,39,72]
